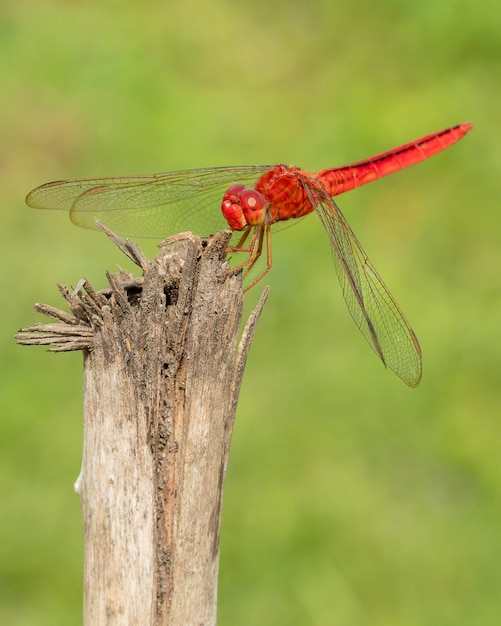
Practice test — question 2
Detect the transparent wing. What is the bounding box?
[301,177,422,387]
[26,165,273,238]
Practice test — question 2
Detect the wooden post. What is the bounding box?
[16,227,269,626]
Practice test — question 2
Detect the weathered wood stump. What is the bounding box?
[16,227,268,625]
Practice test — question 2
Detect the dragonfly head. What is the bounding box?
[221,184,266,231]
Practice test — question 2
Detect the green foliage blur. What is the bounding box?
[1,0,499,624]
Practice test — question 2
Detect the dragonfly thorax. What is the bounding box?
[254,165,316,224]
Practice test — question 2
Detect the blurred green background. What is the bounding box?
[1,0,499,624]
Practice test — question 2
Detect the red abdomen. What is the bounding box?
[319,122,473,196]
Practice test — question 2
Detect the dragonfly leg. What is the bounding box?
[226,226,253,253]
[242,225,272,292]
[224,224,272,292]
[228,227,263,275]
[225,225,273,293]
[242,228,265,279]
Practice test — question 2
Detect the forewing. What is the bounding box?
[26,165,272,238]
[302,178,422,387]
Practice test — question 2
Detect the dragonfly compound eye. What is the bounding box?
[240,189,266,225]
[221,184,248,230]
[224,184,246,198]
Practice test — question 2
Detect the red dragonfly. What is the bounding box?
[27,122,472,387]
